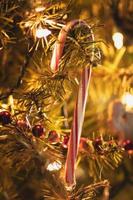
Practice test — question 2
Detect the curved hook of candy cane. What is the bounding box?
[50,19,95,189]
[50,19,95,73]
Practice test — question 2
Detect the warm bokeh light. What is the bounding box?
[0,104,8,110]
[35,7,45,12]
[122,93,133,108]
[112,32,123,49]
[47,161,62,171]
[8,95,14,106]
[36,28,51,38]
[8,95,14,114]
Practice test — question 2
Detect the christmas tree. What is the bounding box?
[0,0,133,199]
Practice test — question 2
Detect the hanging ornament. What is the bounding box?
[108,99,133,142]
[32,125,44,137]
[48,130,59,143]
[50,19,95,187]
[0,111,12,125]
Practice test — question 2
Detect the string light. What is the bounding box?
[47,161,62,171]
[122,92,133,108]
[36,27,51,38]
[112,32,124,49]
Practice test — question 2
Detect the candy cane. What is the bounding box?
[50,20,95,187]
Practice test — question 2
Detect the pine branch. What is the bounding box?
[0,42,36,100]
[71,180,109,200]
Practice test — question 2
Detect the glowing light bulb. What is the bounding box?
[122,93,133,108]
[47,161,62,171]
[112,32,123,49]
[36,28,51,38]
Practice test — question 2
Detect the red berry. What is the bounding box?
[17,120,28,129]
[93,138,102,152]
[32,125,44,137]
[123,140,133,151]
[79,137,88,151]
[0,111,12,125]
[48,130,59,143]
[62,135,69,148]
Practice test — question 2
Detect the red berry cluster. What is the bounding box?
[0,111,69,145]
[0,111,71,148]
[0,111,119,154]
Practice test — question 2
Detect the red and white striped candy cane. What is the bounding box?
[50,20,95,187]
